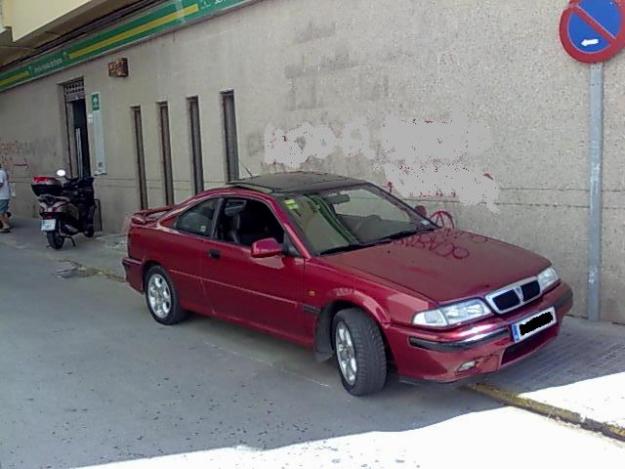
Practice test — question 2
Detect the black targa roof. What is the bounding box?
[228,171,365,194]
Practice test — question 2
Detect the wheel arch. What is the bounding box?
[142,260,161,288]
[314,298,391,363]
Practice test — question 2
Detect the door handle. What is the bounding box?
[208,248,221,260]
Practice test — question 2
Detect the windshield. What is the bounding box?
[280,184,437,255]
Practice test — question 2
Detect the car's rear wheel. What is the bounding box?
[144,266,188,325]
[332,308,387,396]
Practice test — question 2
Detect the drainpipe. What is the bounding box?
[587,62,603,322]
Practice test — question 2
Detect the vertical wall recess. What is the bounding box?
[158,101,174,205]
[132,106,148,209]
[188,96,204,194]
[221,90,239,181]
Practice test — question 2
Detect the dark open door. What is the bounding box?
[63,79,91,178]
[72,99,91,177]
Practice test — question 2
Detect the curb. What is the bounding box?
[465,382,625,442]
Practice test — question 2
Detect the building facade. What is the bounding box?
[0,0,624,324]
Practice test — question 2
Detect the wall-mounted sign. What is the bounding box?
[108,58,129,77]
[91,93,101,112]
[90,92,106,175]
[0,0,248,93]
[560,0,625,63]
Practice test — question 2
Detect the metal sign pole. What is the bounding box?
[559,0,622,322]
[587,62,604,322]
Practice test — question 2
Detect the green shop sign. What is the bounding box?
[0,0,248,93]
[91,93,101,112]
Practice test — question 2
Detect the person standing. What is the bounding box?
[0,162,12,233]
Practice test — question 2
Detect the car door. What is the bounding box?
[163,197,220,315]
[201,196,307,343]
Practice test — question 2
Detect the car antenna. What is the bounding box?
[242,165,254,177]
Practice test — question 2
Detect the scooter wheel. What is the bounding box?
[84,226,95,238]
[47,230,65,250]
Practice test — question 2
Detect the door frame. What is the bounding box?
[61,78,91,178]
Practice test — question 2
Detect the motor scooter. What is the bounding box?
[31,169,96,249]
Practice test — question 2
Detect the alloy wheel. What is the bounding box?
[147,274,172,319]
[335,322,358,385]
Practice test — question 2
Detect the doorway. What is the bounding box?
[63,79,91,178]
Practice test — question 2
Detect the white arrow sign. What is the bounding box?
[581,38,600,47]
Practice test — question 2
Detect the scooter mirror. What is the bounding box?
[56,169,67,178]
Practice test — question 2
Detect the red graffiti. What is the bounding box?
[430,210,455,229]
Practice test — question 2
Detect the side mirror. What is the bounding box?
[56,169,67,178]
[251,237,283,258]
[415,204,427,217]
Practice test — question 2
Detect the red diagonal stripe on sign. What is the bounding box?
[572,4,617,43]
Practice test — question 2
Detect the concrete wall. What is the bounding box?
[0,0,623,323]
[0,0,13,33]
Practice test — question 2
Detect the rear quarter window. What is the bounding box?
[176,199,219,236]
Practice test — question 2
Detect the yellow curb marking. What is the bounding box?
[466,382,625,442]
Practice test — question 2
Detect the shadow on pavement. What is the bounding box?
[5,218,625,468]
[0,246,505,469]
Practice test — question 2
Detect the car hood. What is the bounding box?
[322,229,550,303]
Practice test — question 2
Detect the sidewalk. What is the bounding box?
[1,216,624,441]
[466,319,625,440]
[0,216,126,280]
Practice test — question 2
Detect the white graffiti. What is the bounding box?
[264,111,500,212]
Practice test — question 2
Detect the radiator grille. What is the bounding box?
[486,278,542,314]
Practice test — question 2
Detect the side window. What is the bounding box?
[216,198,284,247]
[176,198,218,236]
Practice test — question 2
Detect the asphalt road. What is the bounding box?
[1,244,624,468]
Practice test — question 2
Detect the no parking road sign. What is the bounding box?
[560,0,625,63]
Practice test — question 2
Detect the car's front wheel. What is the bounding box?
[332,308,387,396]
[144,266,188,325]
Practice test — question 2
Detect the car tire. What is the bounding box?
[332,308,387,396]
[144,265,188,325]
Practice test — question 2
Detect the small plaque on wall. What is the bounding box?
[108,58,129,77]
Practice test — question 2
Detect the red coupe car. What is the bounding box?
[123,172,573,395]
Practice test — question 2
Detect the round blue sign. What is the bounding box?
[560,0,625,63]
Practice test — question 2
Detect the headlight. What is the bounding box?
[537,266,559,291]
[412,299,492,328]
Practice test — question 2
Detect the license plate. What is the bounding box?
[41,219,57,232]
[511,307,557,343]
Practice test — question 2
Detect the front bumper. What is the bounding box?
[386,282,573,383]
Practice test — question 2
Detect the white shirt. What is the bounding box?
[0,169,11,200]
